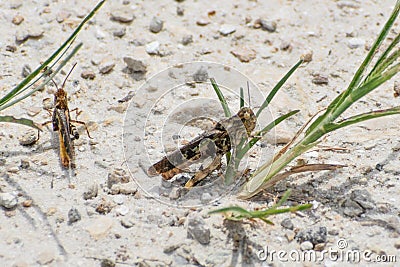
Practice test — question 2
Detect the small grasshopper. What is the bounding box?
[148,106,257,188]
[43,63,92,168]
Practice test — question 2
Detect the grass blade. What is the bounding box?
[210,78,231,117]
[256,59,303,117]
[239,87,244,108]
[0,115,42,131]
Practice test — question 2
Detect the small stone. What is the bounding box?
[149,17,163,33]
[231,47,256,62]
[42,98,53,110]
[347,38,365,49]
[12,15,24,25]
[85,217,114,240]
[95,200,114,214]
[219,24,236,36]
[312,74,329,85]
[164,244,180,254]
[123,57,147,72]
[145,41,160,55]
[115,205,129,216]
[181,34,193,45]
[22,64,31,77]
[27,106,41,117]
[177,6,184,16]
[394,240,400,249]
[200,192,213,204]
[83,183,98,200]
[259,19,277,32]
[121,217,135,228]
[56,11,70,23]
[187,215,211,245]
[20,158,29,169]
[68,207,81,224]
[342,199,364,217]
[301,52,313,63]
[196,17,210,26]
[22,199,32,207]
[281,218,294,230]
[112,195,124,205]
[350,189,374,210]
[6,45,17,52]
[0,192,18,209]
[100,259,116,267]
[99,61,115,74]
[37,250,55,265]
[16,28,44,43]
[192,66,208,82]
[280,41,292,51]
[18,130,38,146]
[285,231,296,242]
[296,226,327,245]
[81,70,96,80]
[113,27,126,38]
[300,241,314,251]
[169,187,182,200]
[7,167,19,173]
[110,9,135,23]
[107,168,131,188]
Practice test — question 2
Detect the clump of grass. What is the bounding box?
[0,0,106,130]
[210,1,400,221]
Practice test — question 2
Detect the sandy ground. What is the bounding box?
[0,0,399,266]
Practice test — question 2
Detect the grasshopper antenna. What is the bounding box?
[61,62,78,89]
[247,81,251,107]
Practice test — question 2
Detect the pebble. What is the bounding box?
[12,15,24,25]
[149,17,163,33]
[27,106,41,117]
[115,205,129,216]
[15,28,44,43]
[145,41,160,55]
[121,217,135,228]
[42,98,53,109]
[7,167,19,173]
[0,192,18,209]
[85,217,114,240]
[300,241,314,251]
[99,61,115,74]
[110,182,137,195]
[177,6,184,16]
[100,259,116,267]
[112,195,125,205]
[219,25,236,36]
[200,192,213,204]
[187,215,211,245]
[68,207,81,224]
[296,226,327,245]
[123,57,147,72]
[6,45,17,52]
[192,66,208,82]
[259,19,277,32]
[81,70,96,80]
[196,17,210,26]
[37,250,55,265]
[342,199,364,217]
[347,38,365,49]
[280,218,294,230]
[56,11,70,23]
[312,74,329,85]
[181,34,193,45]
[18,130,38,146]
[83,183,98,200]
[395,240,400,249]
[20,158,29,169]
[22,199,32,207]
[350,189,374,210]
[22,64,31,77]
[113,27,126,38]
[110,9,135,23]
[285,231,295,242]
[230,47,256,62]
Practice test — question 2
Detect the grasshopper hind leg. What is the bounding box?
[184,153,223,188]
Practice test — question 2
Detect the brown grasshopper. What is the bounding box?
[147,107,257,188]
[43,63,92,168]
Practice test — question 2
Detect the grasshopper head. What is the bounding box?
[54,89,68,110]
[238,107,256,135]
